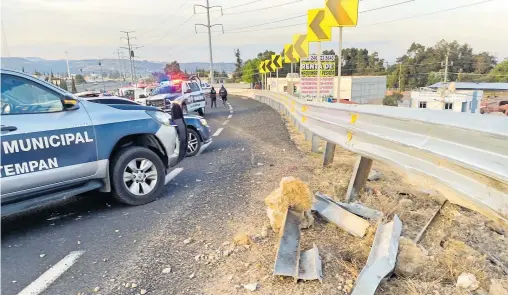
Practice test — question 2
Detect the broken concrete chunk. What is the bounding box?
[457,273,480,291]
[265,177,313,231]
[313,194,370,238]
[351,215,403,295]
[395,237,429,277]
[243,283,258,292]
[273,209,302,279]
[367,169,382,181]
[298,244,323,282]
[489,279,508,295]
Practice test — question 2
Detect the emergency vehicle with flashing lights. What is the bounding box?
[145,75,207,116]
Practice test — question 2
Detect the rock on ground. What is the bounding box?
[490,279,508,295]
[367,169,382,181]
[265,177,313,231]
[243,283,258,292]
[395,237,428,277]
[456,273,480,291]
[233,233,251,246]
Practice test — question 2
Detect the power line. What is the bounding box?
[138,0,191,35]
[223,0,416,33]
[226,14,306,32]
[223,0,304,15]
[362,0,494,26]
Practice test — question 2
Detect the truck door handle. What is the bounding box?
[1,125,17,132]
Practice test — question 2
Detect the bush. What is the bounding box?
[383,92,403,106]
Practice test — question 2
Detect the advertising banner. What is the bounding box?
[300,55,336,100]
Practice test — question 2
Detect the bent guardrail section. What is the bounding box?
[232,89,508,226]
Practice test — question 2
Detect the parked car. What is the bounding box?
[0,69,187,216]
[83,96,212,157]
[146,76,206,116]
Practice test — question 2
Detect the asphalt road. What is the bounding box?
[1,95,301,295]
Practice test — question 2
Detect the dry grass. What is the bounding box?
[202,114,508,295]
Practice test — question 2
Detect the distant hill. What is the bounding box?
[0,57,235,76]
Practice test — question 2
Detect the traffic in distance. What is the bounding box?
[0,69,219,216]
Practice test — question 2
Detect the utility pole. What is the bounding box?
[65,51,71,79]
[398,62,402,91]
[98,59,106,92]
[443,48,451,83]
[120,31,137,85]
[194,1,224,86]
[115,49,126,80]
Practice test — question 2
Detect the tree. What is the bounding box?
[241,59,259,83]
[487,60,508,82]
[382,93,403,106]
[164,61,181,75]
[75,74,86,84]
[233,48,243,82]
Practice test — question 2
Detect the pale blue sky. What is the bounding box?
[1,0,507,63]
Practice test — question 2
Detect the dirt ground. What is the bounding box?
[200,114,508,295]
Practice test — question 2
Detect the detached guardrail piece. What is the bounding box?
[273,209,303,279]
[298,244,323,282]
[316,193,384,221]
[312,194,370,238]
[351,215,403,295]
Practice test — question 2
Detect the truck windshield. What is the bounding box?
[152,85,180,95]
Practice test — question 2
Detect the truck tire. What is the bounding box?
[197,107,205,116]
[110,146,165,205]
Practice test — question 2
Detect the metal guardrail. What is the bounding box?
[230,89,508,226]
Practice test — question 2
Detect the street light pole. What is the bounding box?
[65,51,71,79]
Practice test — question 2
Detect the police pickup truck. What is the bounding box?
[0,69,188,216]
[146,76,206,116]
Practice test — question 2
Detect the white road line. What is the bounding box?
[222,120,229,126]
[17,251,85,295]
[213,128,224,137]
[227,114,232,119]
[165,167,183,185]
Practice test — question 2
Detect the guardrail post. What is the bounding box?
[311,134,320,153]
[304,128,312,141]
[322,142,336,166]
[345,156,373,202]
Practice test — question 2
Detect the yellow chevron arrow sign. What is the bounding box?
[284,44,298,63]
[308,9,331,42]
[292,34,309,58]
[324,0,359,27]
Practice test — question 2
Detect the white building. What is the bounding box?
[267,76,386,104]
[410,86,482,113]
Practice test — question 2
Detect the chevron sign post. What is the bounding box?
[271,54,283,92]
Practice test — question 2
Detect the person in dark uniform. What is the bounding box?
[219,85,228,106]
[210,87,217,108]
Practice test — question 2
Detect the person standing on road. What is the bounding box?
[219,85,228,106]
[210,87,217,108]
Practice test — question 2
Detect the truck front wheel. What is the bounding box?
[110,146,165,205]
